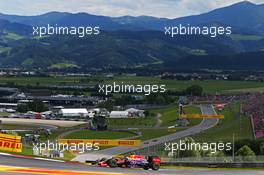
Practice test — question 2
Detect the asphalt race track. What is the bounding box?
[0,105,263,174]
[74,105,219,162]
[0,154,264,175]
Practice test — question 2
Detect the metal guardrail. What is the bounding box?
[161,156,264,163]
[161,162,264,168]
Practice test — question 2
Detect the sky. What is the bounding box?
[0,0,263,18]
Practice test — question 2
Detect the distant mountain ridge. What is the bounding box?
[0,1,264,70]
[0,19,31,35]
[167,1,264,34]
[0,1,264,34]
[0,12,70,26]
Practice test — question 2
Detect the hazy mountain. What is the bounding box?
[54,13,126,30]
[167,1,264,34]
[0,1,263,33]
[0,12,141,31]
[0,12,70,26]
[114,1,264,34]
[112,16,167,30]
[0,1,264,70]
[0,19,31,35]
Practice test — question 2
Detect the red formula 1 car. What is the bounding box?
[96,155,161,171]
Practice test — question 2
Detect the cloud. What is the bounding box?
[0,0,263,18]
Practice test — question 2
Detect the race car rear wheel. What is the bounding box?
[107,159,118,168]
[151,163,160,171]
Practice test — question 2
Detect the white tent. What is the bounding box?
[59,108,88,117]
[110,111,129,118]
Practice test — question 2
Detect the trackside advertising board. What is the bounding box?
[181,114,225,119]
[0,133,22,153]
[59,139,141,147]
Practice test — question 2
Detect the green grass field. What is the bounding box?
[49,63,79,69]
[149,105,202,127]
[1,76,264,94]
[1,76,264,93]
[0,112,11,117]
[0,124,38,130]
[139,128,185,141]
[62,128,180,141]
[194,103,253,142]
[149,106,178,127]
[139,129,173,141]
[4,32,24,40]
[63,130,135,139]
[183,106,202,126]
[109,77,264,93]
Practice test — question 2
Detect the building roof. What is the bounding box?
[0,103,18,106]
[110,111,129,115]
[125,108,144,112]
[60,108,88,114]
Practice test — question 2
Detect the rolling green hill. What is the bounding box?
[0,31,263,70]
[0,31,239,68]
[0,5,264,70]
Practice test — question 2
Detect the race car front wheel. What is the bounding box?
[107,159,118,168]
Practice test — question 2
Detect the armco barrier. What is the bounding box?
[161,162,264,168]
[161,156,264,168]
